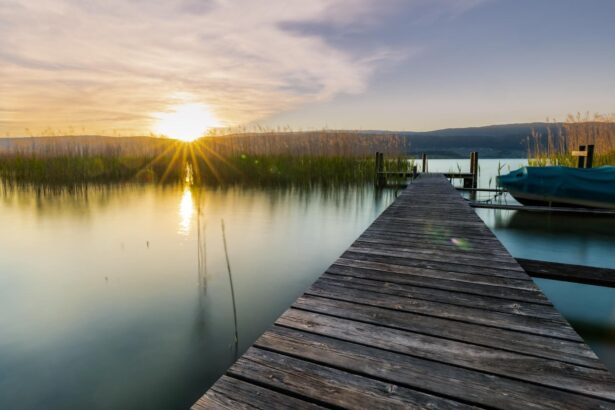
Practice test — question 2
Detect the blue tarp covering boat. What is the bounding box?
[496,166,615,209]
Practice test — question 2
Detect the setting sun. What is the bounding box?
[153,103,220,142]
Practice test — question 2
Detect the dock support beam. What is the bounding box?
[464,152,479,189]
[471,151,479,189]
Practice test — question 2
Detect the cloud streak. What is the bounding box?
[0,0,482,135]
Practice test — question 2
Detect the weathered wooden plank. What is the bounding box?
[318,274,561,320]
[518,258,615,288]
[376,212,492,225]
[334,258,538,290]
[306,281,582,341]
[292,295,603,369]
[354,238,515,262]
[327,263,550,304]
[255,326,614,409]
[192,375,325,410]
[366,223,498,239]
[359,232,512,256]
[348,244,524,271]
[375,214,491,227]
[228,348,475,409]
[276,309,615,400]
[360,232,512,254]
[342,250,532,280]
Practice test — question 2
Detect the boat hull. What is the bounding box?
[507,189,615,209]
[497,166,615,210]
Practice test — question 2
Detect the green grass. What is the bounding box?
[0,155,155,183]
[529,151,615,167]
[0,134,411,186]
[0,153,409,186]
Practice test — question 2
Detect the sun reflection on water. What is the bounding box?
[178,187,194,236]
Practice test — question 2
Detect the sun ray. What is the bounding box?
[133,140,181,180]
[160,143,187,183]
[191,141,224,184]
[195,140,243,176]
[188,144,202,183]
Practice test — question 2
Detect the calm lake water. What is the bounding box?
[0,183,397,409]
[1,159,614,409]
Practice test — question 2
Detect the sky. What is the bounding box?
[1,0,615,137]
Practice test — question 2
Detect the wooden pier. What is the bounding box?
[193,174,615,409]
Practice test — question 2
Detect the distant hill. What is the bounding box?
[219,123,548,158]
[369,123,554,158]
[0,123,552,158]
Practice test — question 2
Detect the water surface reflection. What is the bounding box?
[0,183,396,409]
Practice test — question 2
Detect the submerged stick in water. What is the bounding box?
[221,219,239,358]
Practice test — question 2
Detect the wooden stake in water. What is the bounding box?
[221,219,239,358]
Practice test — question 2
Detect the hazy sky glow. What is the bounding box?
[1,0,614,136]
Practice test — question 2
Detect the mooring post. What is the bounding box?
[577,145,587,168]
[472,151,479,189]
[586,144,594,168]
[464,152,474,188]
[422,153,428,173]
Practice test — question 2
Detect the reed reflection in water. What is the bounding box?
[0,182,397,410]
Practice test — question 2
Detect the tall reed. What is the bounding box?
[527,113,615,167]
[0,131,411,186]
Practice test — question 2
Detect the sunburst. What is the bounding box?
[153,103,220,142]
[134,136,243,186]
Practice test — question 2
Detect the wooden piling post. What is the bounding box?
[422,153,428,173]
[465,152,474,188]
[464,152,478,189]
[472,151,479,189]
[586,144,594,168]
[576,145,587,168]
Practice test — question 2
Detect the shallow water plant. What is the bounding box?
[0,131,411,186]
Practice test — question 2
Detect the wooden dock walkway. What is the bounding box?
[193,174,615,409]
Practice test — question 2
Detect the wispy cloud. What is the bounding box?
[0,0,483,135]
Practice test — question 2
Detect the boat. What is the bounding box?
[496,166,615,209]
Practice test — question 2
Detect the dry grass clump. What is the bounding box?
[528,113,615,167]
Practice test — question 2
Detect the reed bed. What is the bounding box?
[0,131,410,186]
[528,113,615,167]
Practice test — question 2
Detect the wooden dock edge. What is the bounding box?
[192,173,615,409]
